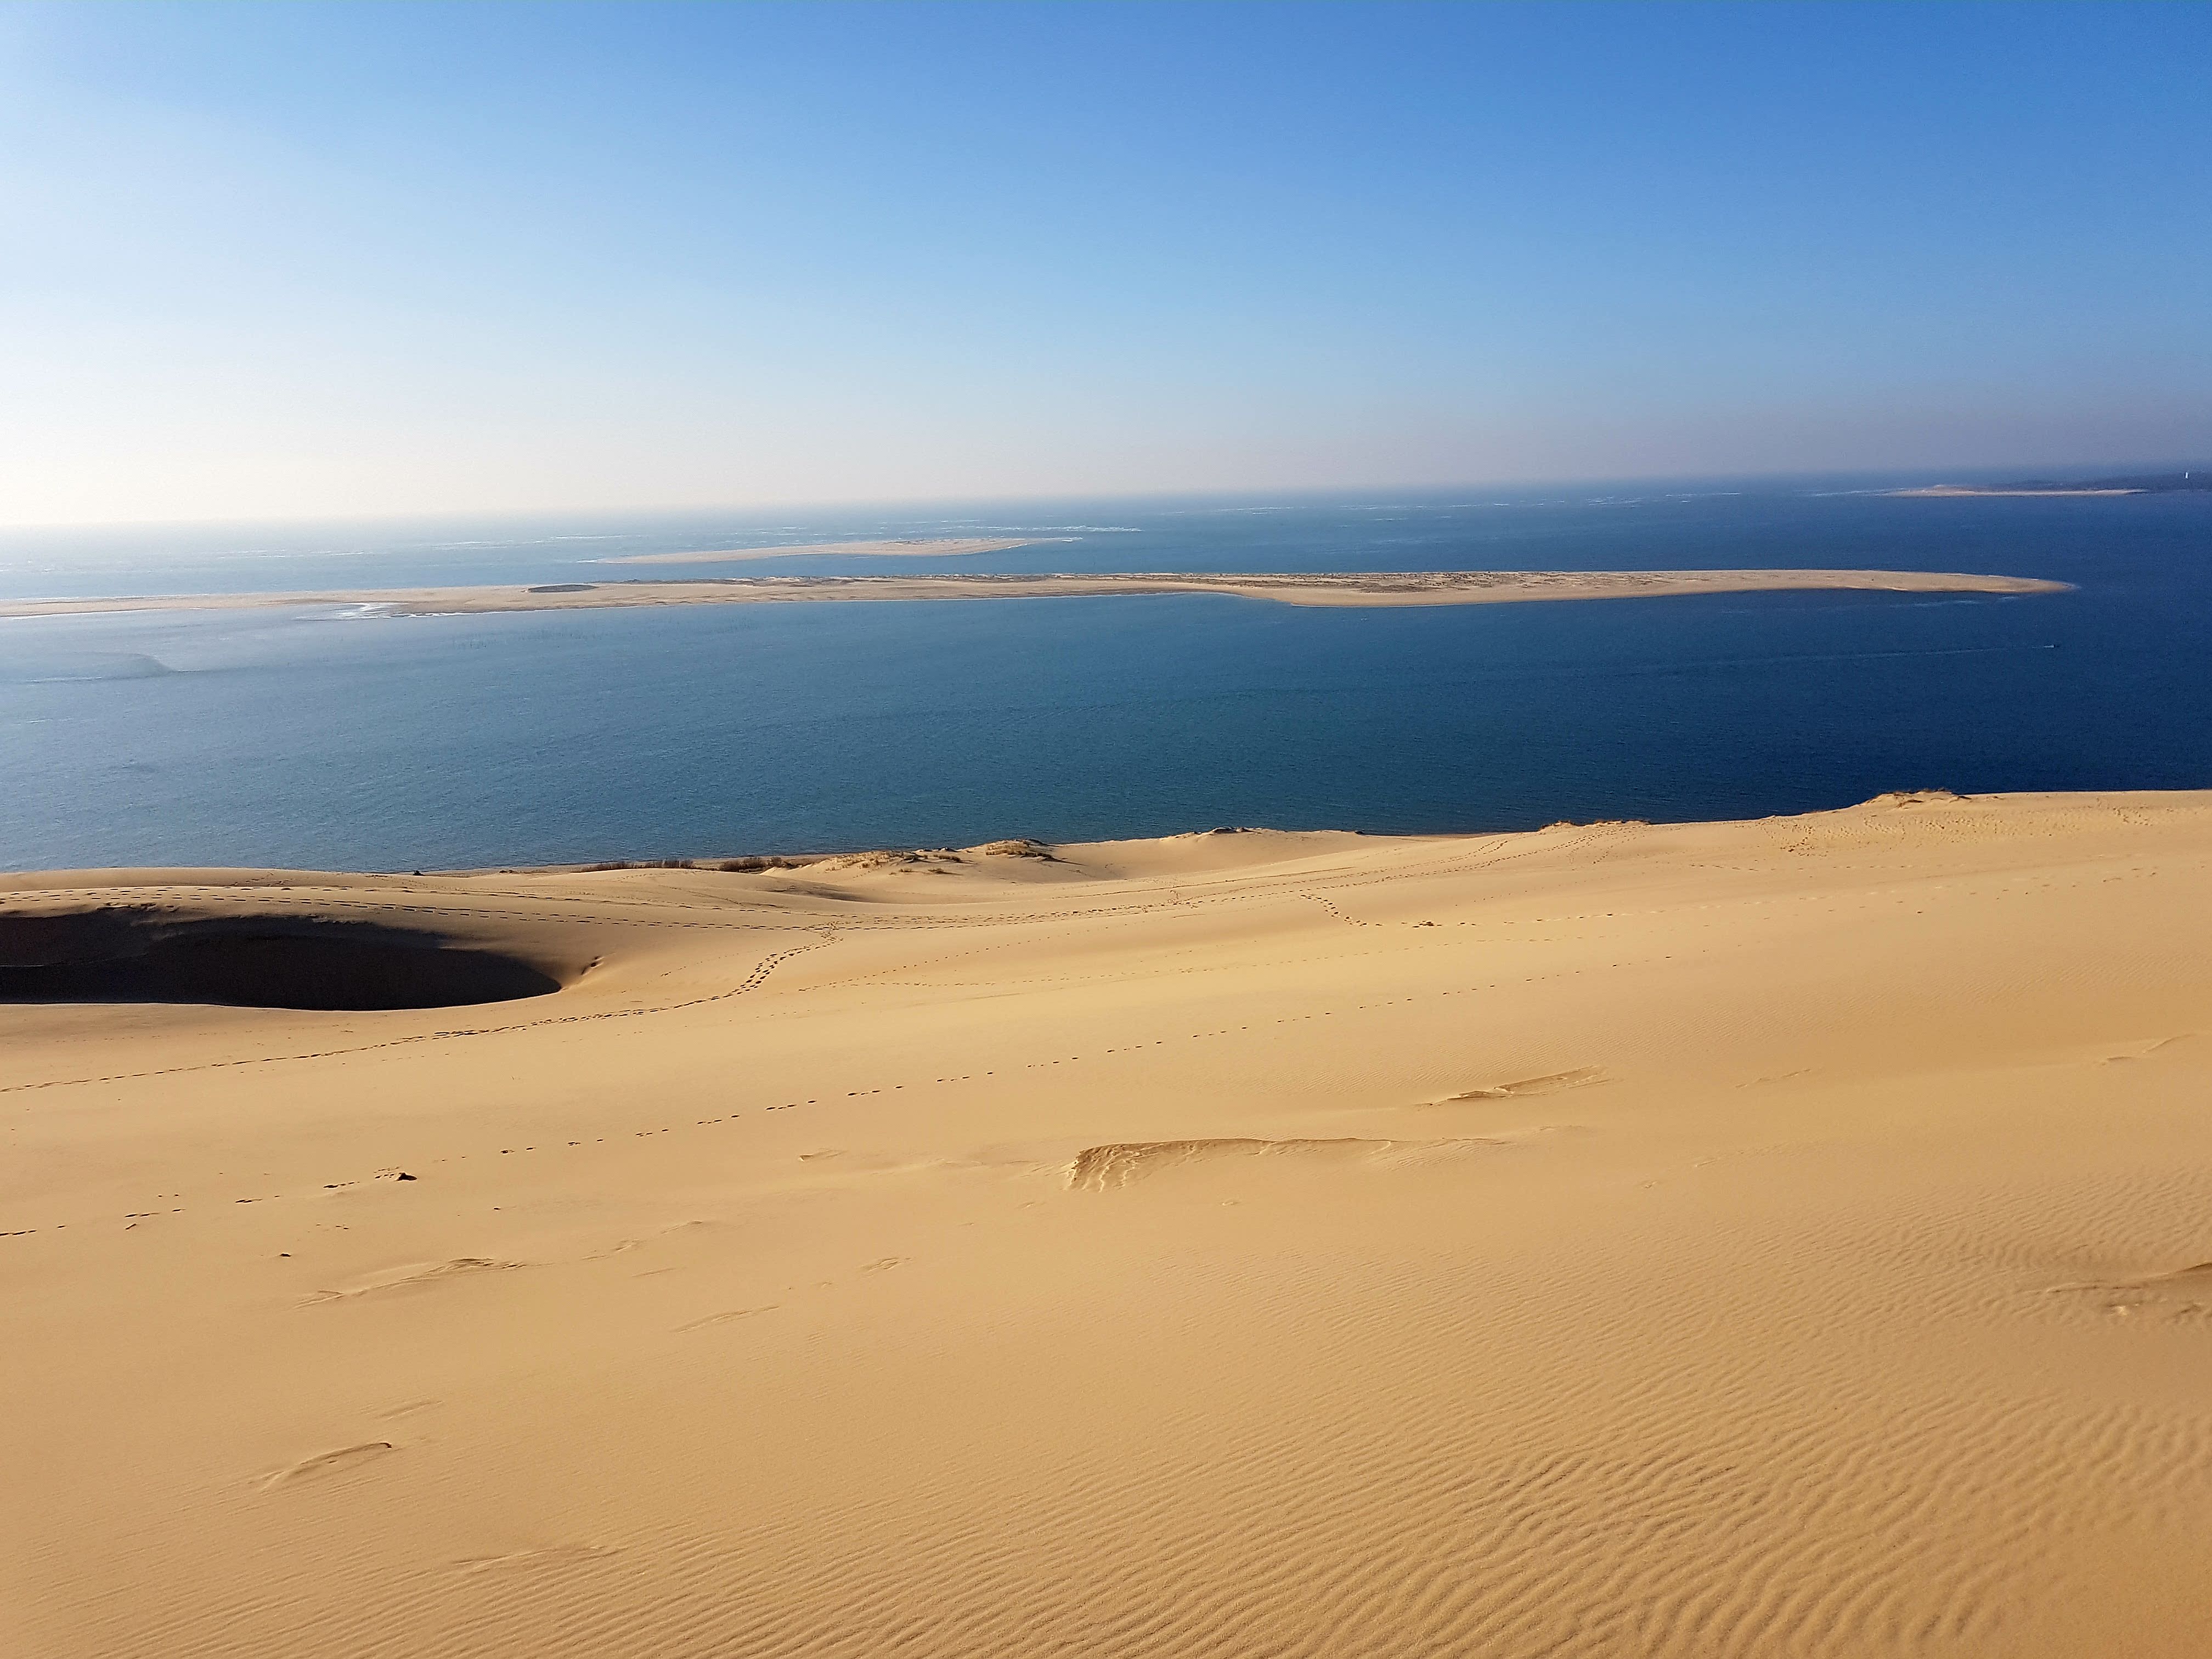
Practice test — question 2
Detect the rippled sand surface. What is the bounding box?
[7,791,2211,1657]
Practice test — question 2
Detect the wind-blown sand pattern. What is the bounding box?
[599,536,1041,564]
[8,789,2212,1657]
[0,566,2068,620]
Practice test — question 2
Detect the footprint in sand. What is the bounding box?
[1064,1136,1517,1192]
[677,1305,780,1331]
[2048,1262,2212,1322]
[306,1258,522,1303]
[261,1441,397,1489]
[2100,1035,2191,1064]
[1434,1066,1606,1103]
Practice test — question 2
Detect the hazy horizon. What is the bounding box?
[6,459,2211,547]
[3,0,2208,527]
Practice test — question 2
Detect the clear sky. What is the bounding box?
[2,1,2207,525]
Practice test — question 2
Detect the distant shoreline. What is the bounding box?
[1891,470,2205,498]
[1892,486,2142,498]
[0,568,2070,620]
[599,536,1046,565]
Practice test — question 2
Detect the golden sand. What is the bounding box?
[7,790,2211,1656]
[0,566,2068,620]
[599,536,1042,564]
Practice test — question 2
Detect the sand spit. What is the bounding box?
[10,791,2212,1657]
[599,536,1042,565]
[0,566,2069,621]
[1893,485,2143,498]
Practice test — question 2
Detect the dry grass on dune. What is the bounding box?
[7,794,2212,1657]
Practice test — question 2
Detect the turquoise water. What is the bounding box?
[3,482,2208,871]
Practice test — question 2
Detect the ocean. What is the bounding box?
[3,479,2208,872]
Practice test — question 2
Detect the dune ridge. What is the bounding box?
[8,791,2212,1657]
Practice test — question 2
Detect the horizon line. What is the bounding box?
[4,457,2210,538]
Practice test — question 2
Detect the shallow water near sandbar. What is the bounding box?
[2,479,2209,870]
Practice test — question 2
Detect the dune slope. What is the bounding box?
[7,793,2212,1657]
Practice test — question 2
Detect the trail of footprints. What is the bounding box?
[22,950,1622,1235]
[1,882,2051,1235]
[0,933,842,1101]
[7,838,2180,1241]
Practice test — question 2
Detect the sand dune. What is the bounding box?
[0,566,2069,620]
[8,793,2212,1656]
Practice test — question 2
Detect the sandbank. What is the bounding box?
[1893,485,2142,497]
[0,566,2070,622]
[599,536,1043,565]
[8,789,2212,1656]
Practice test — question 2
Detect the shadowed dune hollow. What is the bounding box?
[0,909,572,1009]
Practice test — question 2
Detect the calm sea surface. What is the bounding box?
[3,481,2208,872]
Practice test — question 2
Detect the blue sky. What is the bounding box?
[2,1,2207,523]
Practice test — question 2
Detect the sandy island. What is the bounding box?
[0,566,2070,621]
[1893,485,2143,498]
[8,789,2212,1657]
[599,536,1045,565]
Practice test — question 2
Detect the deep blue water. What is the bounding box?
[3,481,2208,871]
